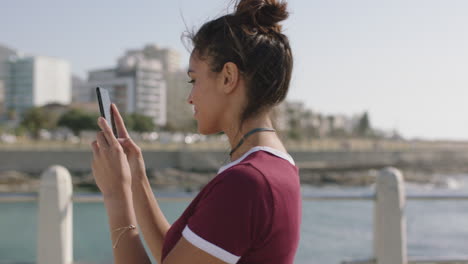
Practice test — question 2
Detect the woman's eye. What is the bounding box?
[188,79,195,84]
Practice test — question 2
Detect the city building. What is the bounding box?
[272,101,319,138]
[71,75,92,103]
[164,70,195,131]
[77,44,201,130]
[87,50,167,126]
[141,44,181,73]
[82,44,193,128]
[87,68,135,111]
[301,109,321,138]
[6,55,71,120]
[118,44,181,73]
[273,100,360,139]
[0,44,18,117]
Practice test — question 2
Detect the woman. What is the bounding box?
[91,0,301,263]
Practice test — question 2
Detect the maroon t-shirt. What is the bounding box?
[161,146,302,264]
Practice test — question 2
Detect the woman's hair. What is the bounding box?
[189,0,293,130]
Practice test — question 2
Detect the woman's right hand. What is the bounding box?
[111,103,148,182]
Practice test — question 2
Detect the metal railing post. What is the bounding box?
[374,167,407,264]
[37,165,73,264]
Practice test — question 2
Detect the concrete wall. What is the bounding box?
[0,150,179,173]
[1,149,468,174]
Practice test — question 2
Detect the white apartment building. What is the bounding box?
[164,70,194,130]
[82,44,189,128]
[88,51,167,126]
[6,55,71,118]
[142,44,180,73]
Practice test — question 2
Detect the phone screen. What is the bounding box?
[96,87,117,136]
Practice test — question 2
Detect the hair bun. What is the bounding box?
[235,0,289,33]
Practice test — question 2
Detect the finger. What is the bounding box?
[97,117,119,148]
[96,131,109,149]
[117,138,130,148]
[112,104,130,139]
[117,137,140,154]
[91,140,100,157]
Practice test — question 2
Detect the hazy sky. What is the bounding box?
[2,0,468,140]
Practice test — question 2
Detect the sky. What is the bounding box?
[2,0,468,140]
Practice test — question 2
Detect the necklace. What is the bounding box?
[229,127,276,156]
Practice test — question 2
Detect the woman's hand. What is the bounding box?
[91,116,132,199]
[110,104,148,182]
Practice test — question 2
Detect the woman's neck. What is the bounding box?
[224,115,286,161]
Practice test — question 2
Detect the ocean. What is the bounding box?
[1,176,468,264]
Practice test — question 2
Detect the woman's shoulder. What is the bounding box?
[217,163,267,189]
[210,147,299,195]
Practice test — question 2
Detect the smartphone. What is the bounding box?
[96,87,117,137]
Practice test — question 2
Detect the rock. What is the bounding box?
[0,171,30,184]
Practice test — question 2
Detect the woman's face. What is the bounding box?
[187,53,226,135]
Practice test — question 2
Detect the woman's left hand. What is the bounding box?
[91,117,132,199]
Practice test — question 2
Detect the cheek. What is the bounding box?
[195,89,226,132]
[197,109,223,135]
[195,80,217,105]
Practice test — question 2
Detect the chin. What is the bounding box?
[197,123,222,135]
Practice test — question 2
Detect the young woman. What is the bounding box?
[91,0,301,263]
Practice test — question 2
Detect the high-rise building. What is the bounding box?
[88,51,167,126]
[71,75,92,103]
[6,55,71,119]
[141,44,180,73]
[82,44,190,128]
[88,68,135,111]
[165,70,194,131]
[0,44,17,116]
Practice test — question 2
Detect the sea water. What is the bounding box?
[1,176,468,264]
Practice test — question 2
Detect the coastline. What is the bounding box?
[1,163,466,193]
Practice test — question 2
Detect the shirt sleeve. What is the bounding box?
[183,164,273,264]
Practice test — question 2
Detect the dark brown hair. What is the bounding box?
[189,0,293,130]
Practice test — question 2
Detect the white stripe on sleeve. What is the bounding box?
[182,225,241,264]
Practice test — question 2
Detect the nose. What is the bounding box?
[187,90,194,105]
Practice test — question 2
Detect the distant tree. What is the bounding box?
[301,111,319,138]
[122,114,135,132]
[21,107,53,139]
[14,125,26,137]
[356,111,372,137]
[57,109,99,136]
[288,118,302,140]
[327,115,336,136]
[330,128,348,138]
[187,119,199,133]
[390,129,403,140]
[128,113,155,133]
[7,108,17,121]
[163,122,177,132]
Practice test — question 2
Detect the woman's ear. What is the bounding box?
[221,62,240,94]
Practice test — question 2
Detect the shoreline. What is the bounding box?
[1,165,467,193]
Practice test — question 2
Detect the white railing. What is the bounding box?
[296,167,468,264]
[342,258,468,264]
[1,166,468,264]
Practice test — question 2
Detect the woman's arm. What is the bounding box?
[163,237,228,264]
[103,191,152,264]
[110,103,171,263]
[132,172,171,264]
[91,117,152,264]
